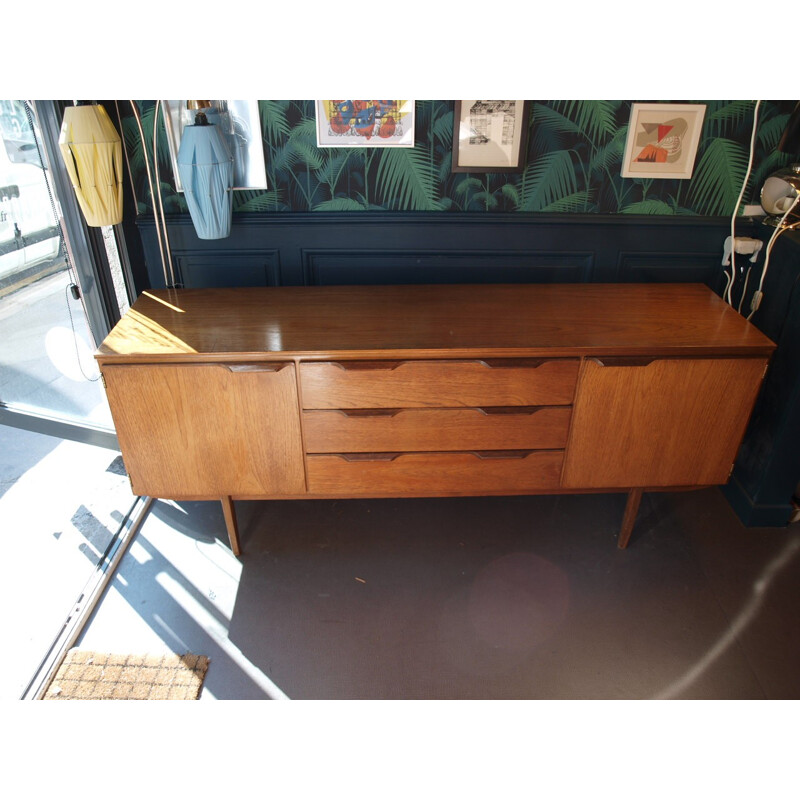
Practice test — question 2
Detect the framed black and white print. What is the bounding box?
[452,100,530,172]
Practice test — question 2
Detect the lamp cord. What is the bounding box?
[725,99,762,309]
[747,191,800,320]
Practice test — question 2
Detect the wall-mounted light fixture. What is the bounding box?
[58,102,123,226]
[176,102,234,239]
[760,101,800,229]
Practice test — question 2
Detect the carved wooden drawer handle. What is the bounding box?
[478,406,545,416]
[590,357,659,368]
[472,450,536,459]
[480,358,557,368]
[337,452,401,462]
[224,363,290,373]
[325,361,404,371]
[337,409,402,418]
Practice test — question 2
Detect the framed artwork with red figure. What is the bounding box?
[315,101,415,147]
[622,103,706,180]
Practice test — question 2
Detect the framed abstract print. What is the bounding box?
[621,103,707,180]
[315,101,415,147]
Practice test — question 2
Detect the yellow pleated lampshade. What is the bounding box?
[58,104,123,226]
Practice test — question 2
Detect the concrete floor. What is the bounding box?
[5,422,800,701]
[0,424,135,699]
[77,476,800,700]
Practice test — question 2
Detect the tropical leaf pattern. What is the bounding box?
[122,100,794,217]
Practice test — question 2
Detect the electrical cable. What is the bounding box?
[726,100,762,308]
[738,266,752,314]
[747,191,800,320]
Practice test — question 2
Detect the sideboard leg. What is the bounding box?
[618,488,643,549]
[220,496,242,556]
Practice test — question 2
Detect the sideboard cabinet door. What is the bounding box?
[561,357,768,489]
[101,363,305,498]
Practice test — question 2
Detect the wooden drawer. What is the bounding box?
[303,406,571,453]
[306,450,564,495]
[300,359,580,409]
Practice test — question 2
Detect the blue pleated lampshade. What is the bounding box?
[176,113,234,240]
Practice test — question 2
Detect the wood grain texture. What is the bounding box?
[96,284,775,364]
[93,283,776,551]
[303,406,572,452]
[618,489,643,550]
[561,357,769,488]
[300,360,579,409]
[306,451,564,495]
[220,496,241,556]
[101,363,306,497]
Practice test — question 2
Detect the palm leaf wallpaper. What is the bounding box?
[123,100,794,217]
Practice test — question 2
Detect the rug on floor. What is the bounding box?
[42,649,210,700]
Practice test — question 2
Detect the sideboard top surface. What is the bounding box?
[96,283,776,363]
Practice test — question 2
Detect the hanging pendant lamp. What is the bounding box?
[176,109,234,240]
[58,102,123,226]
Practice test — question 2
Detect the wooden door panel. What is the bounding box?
[102,363,305,497]
[561,357,767,488]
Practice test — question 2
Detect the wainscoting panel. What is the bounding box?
[302,249,594,286]
[136,213,745,292]
[617,252,725,285]
[171,250,282,288]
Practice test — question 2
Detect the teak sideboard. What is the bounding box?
[95,283,776,555]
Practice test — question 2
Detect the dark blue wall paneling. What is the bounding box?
[137,212,742,291]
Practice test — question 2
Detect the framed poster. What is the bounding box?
[315,100,415,147]
[162,100,267,191]
[452,100,530,173]
[621,103,706,180]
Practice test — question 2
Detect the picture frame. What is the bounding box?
[162,100,268,191]
[452,100,530,173]
[621,103,707,180]
[315,101,415,147]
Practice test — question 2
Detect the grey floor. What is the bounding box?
[75,476,800,700]
[5,422,800,701]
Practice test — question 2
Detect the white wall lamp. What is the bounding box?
[760,101,800,229]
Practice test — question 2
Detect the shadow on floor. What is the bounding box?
[80,488,800,700]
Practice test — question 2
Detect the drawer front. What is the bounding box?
[303,406,571,453]
[306,451,564,495]
[300,359,580,409]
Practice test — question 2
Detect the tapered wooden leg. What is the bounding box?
[618,488,643,550]
[220,496,241,556]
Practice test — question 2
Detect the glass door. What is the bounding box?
[0,101,125,441]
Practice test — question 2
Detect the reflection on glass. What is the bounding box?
[0,100,112,428]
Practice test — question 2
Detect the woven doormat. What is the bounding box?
[42,649,210,700]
